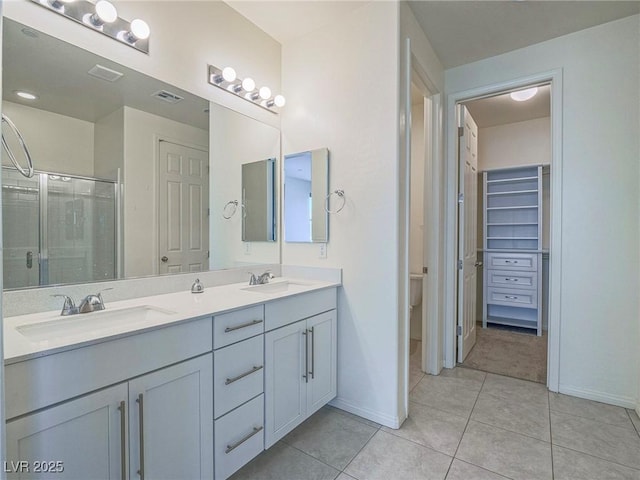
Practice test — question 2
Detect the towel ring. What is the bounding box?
[325,189,346,214]
[223,200,246,219]
[1,114,34,178]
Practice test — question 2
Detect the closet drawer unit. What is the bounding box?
[214,305,264,349]
[487,269,537,290]
[214,335,264,418]
[215,394,264,480]
[487,287,537,309]
[485,252,537,271]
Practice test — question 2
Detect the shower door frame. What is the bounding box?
[2,166,121,288]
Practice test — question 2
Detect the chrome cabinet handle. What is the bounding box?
[118,401,126,480]
[224,319,263,333]
[302,330,308,383]
[504,278,518,282]
[225,365,263,385]
[225,426,263,454]
[136,394,145,479]
[504,295,518,299]
[504,260,518,264]
[309,327,315,380]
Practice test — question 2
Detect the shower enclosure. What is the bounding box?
[2,167,118,289]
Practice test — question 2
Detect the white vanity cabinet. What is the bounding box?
[264,290,337,448]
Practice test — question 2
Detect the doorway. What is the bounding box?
[442,70,563,390]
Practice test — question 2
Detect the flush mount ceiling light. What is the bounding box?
[31,0,150,54]
[208,65,286,114]
[15,91,38,100]
[510,87,538,102]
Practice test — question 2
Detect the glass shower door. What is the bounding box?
[2,169,40,289]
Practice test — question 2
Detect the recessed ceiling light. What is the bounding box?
[15,91,38,100]
[510,87,538,102]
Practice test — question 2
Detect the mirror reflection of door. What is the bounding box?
[241,158,276,242]
[158,140,209,274]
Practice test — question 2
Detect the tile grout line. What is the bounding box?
[625,409,640,438]
[550,443,640,473]
[339,424,382,477]
[451,458,515,480]
[549,406,638,431]
[283,442,346,476]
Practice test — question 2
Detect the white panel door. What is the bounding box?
[158,141,209,274]
[264,320,307,448]
[128,355,213,480]
[6,383,127,480]
[306,311,337,416]
[457,105,479,363]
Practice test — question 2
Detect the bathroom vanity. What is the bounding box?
[3,277,339,480]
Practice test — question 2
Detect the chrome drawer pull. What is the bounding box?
[118,401,126,480]
[224,319,263,333]
[505,278,518,282]
[225,426,264,454]
[504,260,518,264]
[225,365,263,385]
[504,295,519,300]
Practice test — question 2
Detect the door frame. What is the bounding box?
[154,135,209,275]
[441,69,563,391]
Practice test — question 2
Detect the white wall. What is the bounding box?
[410,100,424,340]
[94,108,125,181]
[281,2,401,427]
[2,101,94,176]
[446,15,640,407]
[122,107,208,278]
[3,1,281,128]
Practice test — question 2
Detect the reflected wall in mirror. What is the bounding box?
[242,159,276,242]
[210,103,280,269]
[284,148,329,243]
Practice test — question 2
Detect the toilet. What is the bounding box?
[409,273,423,315]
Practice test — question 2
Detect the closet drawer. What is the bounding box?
[487,287,537,309]
[214,305,264,349]
[215,394,264,480]
[486,252,537,271]
[487,269,537,290]
[214,335,264,419]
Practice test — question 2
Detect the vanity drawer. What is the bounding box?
[214,335,264,418]
[486,252,537,271]
[265,288,337,331]
[214,305,264,349]
[487,287,537,309]
[215,394,264,480]
[487,269,537,290]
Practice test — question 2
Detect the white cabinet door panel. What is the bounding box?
[306,311,337,416]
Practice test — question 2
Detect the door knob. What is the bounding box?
[474,261,483,267]
[161,256,168,263]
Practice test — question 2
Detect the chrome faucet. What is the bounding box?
[52,294,79,316]
[53,288,112,316]
[248,270,275,285]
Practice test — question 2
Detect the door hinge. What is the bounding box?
[457,325,462,336]
[207,250,210,259]
[423,266,428,274]
[458,126,464,137]
[458,193,464,203]
[207,208,210,217]
[457,260,463,270]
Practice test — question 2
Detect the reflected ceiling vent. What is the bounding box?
[152,90,184,104]
[88,64,124,82]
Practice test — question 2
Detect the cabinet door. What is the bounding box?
[306,310,337,416]
[128,354,213,480]
[6,383,127,480]
[264,320,307,448]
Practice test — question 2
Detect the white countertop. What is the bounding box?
[4,277,339,364]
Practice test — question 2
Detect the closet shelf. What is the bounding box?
[486,206,538,211]
[486,189,538,196]
[487,222,538,226]
[486,236,538,240]
[486,176,538,184]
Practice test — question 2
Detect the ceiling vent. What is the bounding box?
[152,90,184,104]
[88,64,124,82]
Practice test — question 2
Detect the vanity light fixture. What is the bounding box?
[510,87,538,102]
[31,0,150,54]
[208,65,286,114]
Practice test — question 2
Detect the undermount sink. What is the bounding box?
[17,305,177,342]
[241,280,312,295]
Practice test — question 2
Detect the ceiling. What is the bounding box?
[226,1,639,69]
[464,85,550,128]
[3,19,209,130]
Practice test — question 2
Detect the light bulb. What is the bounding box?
[95,0,117,23]
[510,87,538,102]
[259,86,271,100]
[274,95,286,107]
[222,67,236,83]
[242,77,255,92]
[130,19,150,40]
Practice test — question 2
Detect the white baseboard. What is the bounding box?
[559,384,636,409]
[329,397,401,429]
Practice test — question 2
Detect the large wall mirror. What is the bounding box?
[283,148,329,243]
[1,18,280,290]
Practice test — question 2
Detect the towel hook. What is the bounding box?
[325,189,346,214]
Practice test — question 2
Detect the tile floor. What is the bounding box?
[231,354,640,480]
